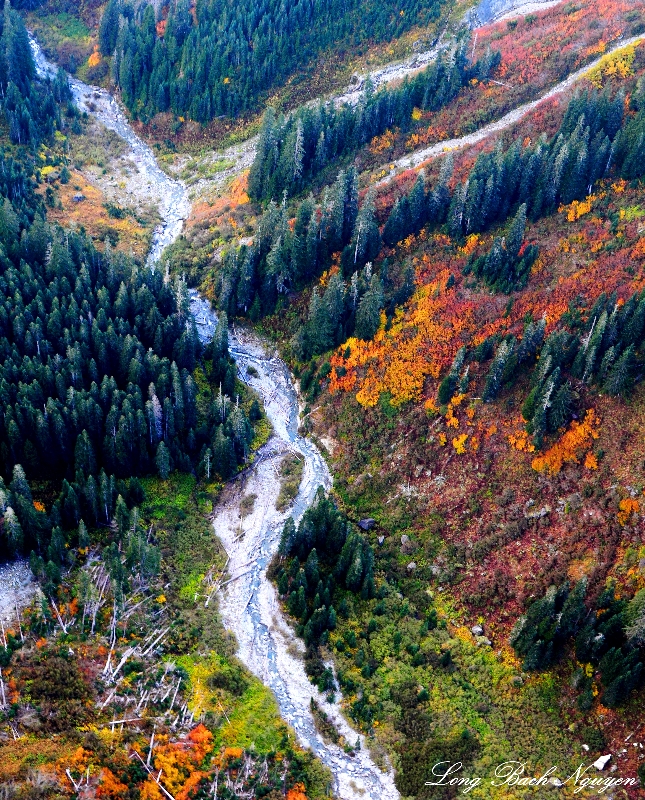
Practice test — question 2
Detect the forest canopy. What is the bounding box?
[0,21,261,565]
[108,0,447,121]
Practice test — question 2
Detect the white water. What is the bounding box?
[28,36,398,800]
[192,294,399,799]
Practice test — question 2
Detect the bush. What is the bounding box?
[27,653,94,731]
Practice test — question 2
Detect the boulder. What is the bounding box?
[593,755,611,771]
[358,518,376,531]
[407,562,417,572]
[377,536,385,546]
[471,624,484,636]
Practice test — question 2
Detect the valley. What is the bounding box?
[1,0,645,798]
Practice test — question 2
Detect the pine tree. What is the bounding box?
[517,317,546,365]
[293,120,305,186]
[438,347,466,404]
[78,520,89,550]
[248,108,276,200]
[383,199,406,246]
[448,180,468,238]
[355,275,383,341]
[323,273,346,346]
[548,382,575,432]
[155,441,171,479]
[558,579,587,639]
[99,0,120,56]
[506,203,527,261]
[604,345,636,396]
[408,172,426,232]
[428,154,453,223]
[482,340,512,402]
[351,191,381,270]
[4,506,23,554]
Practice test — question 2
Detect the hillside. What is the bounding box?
[2,0,645,798]
[174,0,645,796]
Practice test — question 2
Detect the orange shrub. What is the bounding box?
[618,497,640,525]
[370,129,396,154]
[96,768,129,799]
[531,409,600,475]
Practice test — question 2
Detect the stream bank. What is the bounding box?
[191,293,399,800]
[26,37,399,800]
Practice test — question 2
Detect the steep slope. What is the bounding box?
[6,0,645,797]
[176,2,645,797]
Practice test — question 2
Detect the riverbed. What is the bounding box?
[26,37,398,800]
[191,292,399,800]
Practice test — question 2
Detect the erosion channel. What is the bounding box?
[29,36,399,800]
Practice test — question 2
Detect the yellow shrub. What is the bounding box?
[586,43,636,88]
[452,434,468,454]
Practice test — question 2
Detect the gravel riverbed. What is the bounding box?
[23,39,400,799]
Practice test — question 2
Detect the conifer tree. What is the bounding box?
[482,340,513,402]
[99,0,120,55]
[355,275,383,341]
[604,345,635,396]
[438,347,466,404]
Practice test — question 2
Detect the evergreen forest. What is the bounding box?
[107,0,447,121]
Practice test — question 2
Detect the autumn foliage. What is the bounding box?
[531,409,601,475]
[330,268,474,406]
[138,724,213,800]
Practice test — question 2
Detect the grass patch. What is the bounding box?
[38,13,90,41]
[240,493,257,518]
[215,679,287,753]
[142,472,226,607]
[180,158,236,184]
[71,122,127,170]
[179,649,287,752]
[276,453,305,511]
[141,471,195,519]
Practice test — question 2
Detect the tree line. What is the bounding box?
[104,0,447,123]
[248,40,501,203]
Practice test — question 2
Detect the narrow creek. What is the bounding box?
[29,37,399,800]
[30,38,190,266]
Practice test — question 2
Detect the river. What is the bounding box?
[29,36,399,800]
[30,39,190,267]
